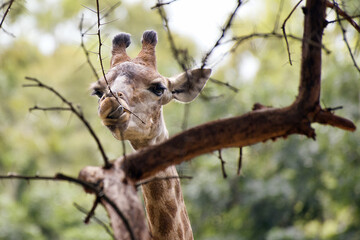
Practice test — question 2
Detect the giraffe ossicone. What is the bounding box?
[91,30,211,239]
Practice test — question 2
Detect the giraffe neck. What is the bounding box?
[130,118,193,240]
[141,166,193,240]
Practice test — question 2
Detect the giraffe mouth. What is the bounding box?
[99,97,130,128]
[107,105,124,119]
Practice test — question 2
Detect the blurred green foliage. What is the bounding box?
[0,0,359,239]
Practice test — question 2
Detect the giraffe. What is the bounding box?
[90,30,211,239]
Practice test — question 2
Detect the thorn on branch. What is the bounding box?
[325,106,343,112]
[252,102,272,111]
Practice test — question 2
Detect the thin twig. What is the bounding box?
[29,106,72,112]
[181,104,190,131]
[0,173,60,181]
[82,1,122,36]
[151,0,178,9]
[0,1,11,10]
[209,78,239,93]
[95,0,110,86]
[201,0,243,69]
[135,175,192,188]
[237,147,243,176]
[332,0,360,72]
[24,77,112,169]
[218,150,227,179]
[325,106,343,112]
[228,31,331,55]
[281,0,304,66]
[273,0,285,32]
[84,197,101,224]
[79,14,100,80]
[327,14,360,25]
[0,0,14,30]
[155,2,193,72]
[326,0,360,33]
[73,203,115,240]
[81,4,97,13]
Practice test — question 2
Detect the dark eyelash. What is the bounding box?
[148,83,166,97]
[91,90,103,98]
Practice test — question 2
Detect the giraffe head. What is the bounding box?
[91,30,211,148]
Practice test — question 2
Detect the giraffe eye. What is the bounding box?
[148,83,166,97]
[91,89,103,98]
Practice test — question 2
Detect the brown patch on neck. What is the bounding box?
[165,199,177,218]
[158,209,173,236]
[144,181,165,201]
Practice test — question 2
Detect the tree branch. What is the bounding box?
[151,0,179,9]
[79,14,100,80]
[228,31,331,56]
[218,150,227,179]
[73,203,115,240]
[155,2,193,72]
[330,0,360,72]
[326,0,360,33]
[78,165,150,240]
[119,0,355,183]
[0,172,135,240]
[0,0,14,30]
[201,0,243,69]
[237,147,243,176]
[281,0,304,65]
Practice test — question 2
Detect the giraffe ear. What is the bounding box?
[168,68,211,103]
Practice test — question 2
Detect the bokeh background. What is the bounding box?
[0,0,359,239]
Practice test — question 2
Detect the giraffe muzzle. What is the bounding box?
[98,96,128,122]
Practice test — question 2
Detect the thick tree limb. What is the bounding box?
[79,163,150,240]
